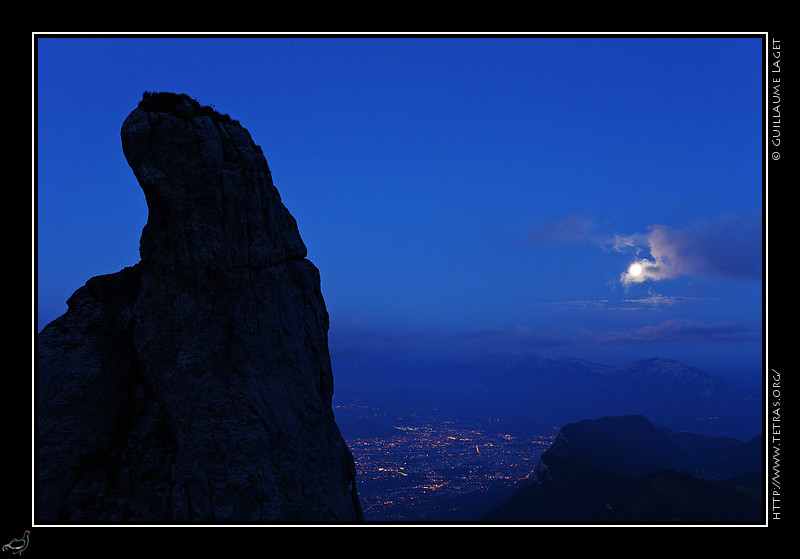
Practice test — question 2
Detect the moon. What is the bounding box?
[629,263,643,277]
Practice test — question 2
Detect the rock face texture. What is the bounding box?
[36,92,363,523]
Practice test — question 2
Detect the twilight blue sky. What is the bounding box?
[35,34,765,385]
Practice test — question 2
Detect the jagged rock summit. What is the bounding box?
[36,92,363,523]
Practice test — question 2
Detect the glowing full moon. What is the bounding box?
[629,263,643,277]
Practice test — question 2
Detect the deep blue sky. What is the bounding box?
[35,35,764,385]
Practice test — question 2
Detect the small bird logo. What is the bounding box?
[2,531,29,555]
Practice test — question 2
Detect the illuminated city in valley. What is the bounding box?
[336,400,558,521]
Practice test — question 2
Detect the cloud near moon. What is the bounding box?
[611,213,762,285]
[620,257,670,285]
[525,212,762,285]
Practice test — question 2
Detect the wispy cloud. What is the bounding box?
[458,324,573,349]
[457,318,760,353]
[525,214,597,244]
[591,319,761,345]
[538,299,610,309]
[623,294,702,308]
[539,292,701,312]
[330,316,760,364]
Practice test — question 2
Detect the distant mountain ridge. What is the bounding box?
[335,353,761,440]
[484,415,763,523]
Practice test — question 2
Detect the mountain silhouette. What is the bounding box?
[335,353,760,440]
[484,415,762,523]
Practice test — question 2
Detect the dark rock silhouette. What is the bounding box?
[484,415,762,523]
[36,92,363,523]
